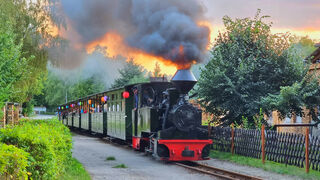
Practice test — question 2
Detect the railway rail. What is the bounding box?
[175,161,263,180]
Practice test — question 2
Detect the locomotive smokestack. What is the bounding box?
[171,69,197,94]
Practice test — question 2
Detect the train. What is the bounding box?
[58,69,212,161]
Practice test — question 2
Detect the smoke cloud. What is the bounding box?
[60,0,210,66]
[48,51,126,88]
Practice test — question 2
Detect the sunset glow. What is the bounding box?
[86,32,178,75]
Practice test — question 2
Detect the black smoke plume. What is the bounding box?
[60,0,210,65]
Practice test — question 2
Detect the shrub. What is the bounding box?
[0,143,29,179]
[0,118,72,179]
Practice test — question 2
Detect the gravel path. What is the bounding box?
[72,134,299,180]
[28,114,56,120]
[72,134,214,180]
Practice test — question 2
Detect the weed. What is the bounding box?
[105,156,116,161]
[112,164,127,168]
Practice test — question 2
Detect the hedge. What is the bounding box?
[0,143,29,179]
[0,118,72,179]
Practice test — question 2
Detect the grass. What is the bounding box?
[58,158,91,180]
[105,156,116,161]
[210,150,320,180]
[112,164,127,168]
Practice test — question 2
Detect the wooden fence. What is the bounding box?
[210,126,320,172]
[0,102,20,128]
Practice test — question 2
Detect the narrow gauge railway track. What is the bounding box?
[175,161,263,180]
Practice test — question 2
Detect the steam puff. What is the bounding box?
[60,0,210,65]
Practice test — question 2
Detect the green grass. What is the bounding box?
[112,164,127,168]
[105,156,116,161]
[59,158,91,180]
[210,150,320,180]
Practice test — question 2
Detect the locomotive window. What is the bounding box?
[142,86,155,107]
[112,94,115,100]
[117,104,120,112]
[112,104,115,111]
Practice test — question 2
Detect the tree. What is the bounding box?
[152,62,162,77]
[112,59,148,88]
[42,72,106,109]
[0,0,63,104]
[196,10,317,127]
[69,77,105,100]
[0,18,25,117]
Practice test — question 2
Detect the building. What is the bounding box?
[34,106,47,114]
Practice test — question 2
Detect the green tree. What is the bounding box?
[152,62,162,77]
[0,19,25,117]
[69,77,105,100]
[196,10,316,126]
[112,59,148,88]
[43,72,106,109]
[0,0,63,104]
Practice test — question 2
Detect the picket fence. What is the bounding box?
[210,126,320,172]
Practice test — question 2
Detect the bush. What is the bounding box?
[0,118,72,179]
[0,143,29,179]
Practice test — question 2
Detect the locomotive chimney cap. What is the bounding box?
[171,69,197,94]
[171,69,197,82]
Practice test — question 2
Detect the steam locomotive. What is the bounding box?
[58,69,212,161]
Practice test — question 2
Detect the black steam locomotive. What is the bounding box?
[58,69,212,161]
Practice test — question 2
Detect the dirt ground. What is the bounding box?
[72,133,298,180]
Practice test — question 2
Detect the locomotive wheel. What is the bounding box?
[139,139,148,152]
[201,144,211,158]
[157,144,169,158]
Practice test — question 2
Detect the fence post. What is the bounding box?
[305,127,309,173]
[231,126,234,155]
[208,121,211,137]
[261,124,265,164]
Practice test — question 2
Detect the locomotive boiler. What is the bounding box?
[58,69,212,161]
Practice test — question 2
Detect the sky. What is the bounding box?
[51,0,320,77]
[200,0,320,41]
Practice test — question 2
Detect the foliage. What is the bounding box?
[105,156,116,161]
[112,59,148,88]
[0,143,29,179]
[70,77,105,100]
[41,71,105,109]
[210,150,320,180]
[112,164,127,168]
[262,74,320,121]
[0,13,25,118]
[0,0,65,114]
[152,62,163,77]
[0,118,72,179]
[253,108,264,129]
[58,158,91,180]
[21,101,34,117]
[197,10,317,126]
